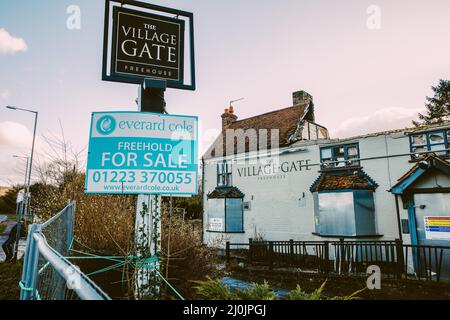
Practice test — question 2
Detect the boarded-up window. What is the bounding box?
[314,191,376,237]
[207,198,244,233]
[226,199,244,232]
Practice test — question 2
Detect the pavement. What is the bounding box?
[0,220,26,263]
[0,215,6,223]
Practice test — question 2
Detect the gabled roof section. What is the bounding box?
[226,102,310,139]
[390,154,450,195]
[310,170,378,192]
[207,187,245,199]
[204,101,329,159]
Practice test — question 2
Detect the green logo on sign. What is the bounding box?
[97,115,116,135]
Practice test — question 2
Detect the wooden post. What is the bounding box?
[225,241,230,264]
[339,238,345,274]
[324,241,330,274]
[289,239,294,265]
[269,241,274,270]
[248,238,253,263]
[395,238,405,280]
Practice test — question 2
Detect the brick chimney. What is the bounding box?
[221,106,238,129]
[293,90,315,122]
[293,90,313,105]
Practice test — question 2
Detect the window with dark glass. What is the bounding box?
[217,161,232,187]
[410,130,449,159]
[320,144,360,169]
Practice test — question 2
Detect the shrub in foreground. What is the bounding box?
[195,277,365,300]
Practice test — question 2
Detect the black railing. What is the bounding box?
[332,239,399,278]
[225,239,450,282]
[401,244,449,282]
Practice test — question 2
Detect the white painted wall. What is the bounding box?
[202,128,450,248]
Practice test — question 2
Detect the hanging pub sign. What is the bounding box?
[102,0,196,90]
[111,7,184,83]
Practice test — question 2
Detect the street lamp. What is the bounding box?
[12,155,30,232]
[6,106,38,191]
[6,106,38,260]
[13,155,30,189]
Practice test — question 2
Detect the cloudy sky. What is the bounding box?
[0,0,450,185]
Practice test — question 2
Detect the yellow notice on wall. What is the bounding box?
[424,216,450,240]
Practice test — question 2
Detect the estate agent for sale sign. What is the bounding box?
[85,112,198,195]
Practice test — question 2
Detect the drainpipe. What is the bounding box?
[201,157,205,244]
[394,195,403,241]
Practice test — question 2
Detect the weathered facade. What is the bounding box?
[202,91,450,260]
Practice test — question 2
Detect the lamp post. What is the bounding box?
[13,155,30,189]
[6,106,38,193]
[13,155,30,226]
[6,106,38,260]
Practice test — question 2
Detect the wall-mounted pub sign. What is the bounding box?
[102,0,196,90]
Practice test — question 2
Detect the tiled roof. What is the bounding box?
[207,187,245,199]
[226,103,311,146]
[206,102,318,158]
[310,170,378,192]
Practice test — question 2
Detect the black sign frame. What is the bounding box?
[102,0,196,91]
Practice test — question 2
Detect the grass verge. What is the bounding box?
[0,261,22,300]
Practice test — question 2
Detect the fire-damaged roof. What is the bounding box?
[310,170,378,192]
[323,121,450,144]
[207,187,245,199]
[226,103,311,144]
[205,99,329,159]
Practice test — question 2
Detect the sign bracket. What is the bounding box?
[139,79,167,114]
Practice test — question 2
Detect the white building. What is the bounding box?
[202,90,450,265]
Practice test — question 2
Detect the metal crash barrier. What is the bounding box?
[19,202,110,300]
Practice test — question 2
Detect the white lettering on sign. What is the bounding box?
[111,7,183,82]
[91,113,197,140]
[86,112,198,195]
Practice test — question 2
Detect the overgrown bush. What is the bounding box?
[195,278,365,300]
[170,195,203,220]
[31,173,135,253]
[193,277,236,300]
[21,133,135,253]
[235,281,277,300]
[0,187,20,215]
[160,201,219,299]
